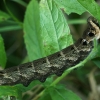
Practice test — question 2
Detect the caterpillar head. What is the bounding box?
[82,16,100,44]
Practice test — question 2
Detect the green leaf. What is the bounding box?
[0,10,10,22]
[77,0,100,20]
[40,0,72,55]
[24,0,72,61]
[24,0,45,61]
[0,86,22,100]
[39,92,52,100]
[49,86,81,100]
[40,86,81,100]
[53,0,86,15]
[0,35,7,68]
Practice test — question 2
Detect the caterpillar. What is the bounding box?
[0,16,100,86]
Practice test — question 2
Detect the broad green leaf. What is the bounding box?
[39,92,52,100]
[49,86,81,100]
[0,35,7,68]
[0,10,10,22]
[53,0,86,15]
[40,0,72,56]
[24,0,72,61]
[0,86,22,100]
[24,0,45,61]
[39,86,81,100]
[77,0,100,20]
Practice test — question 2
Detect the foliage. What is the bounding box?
[0,0,100,100]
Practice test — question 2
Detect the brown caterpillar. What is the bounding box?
[0,16,100,86]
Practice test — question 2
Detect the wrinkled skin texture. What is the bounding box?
[0,16,100,86]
